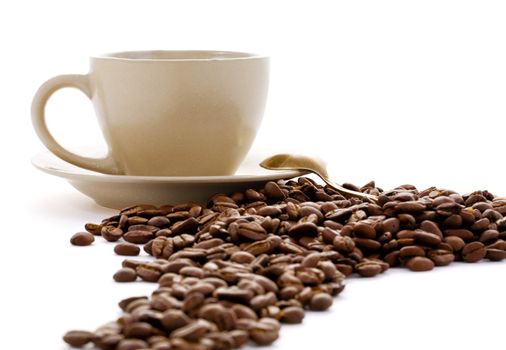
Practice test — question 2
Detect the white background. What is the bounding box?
[1,1,505,349]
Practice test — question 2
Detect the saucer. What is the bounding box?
[32,151,305,209]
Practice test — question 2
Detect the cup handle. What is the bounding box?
[31,74,122,175]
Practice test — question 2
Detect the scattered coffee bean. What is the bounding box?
[70,232,94,246]
[309,293,333,311]
[405,256,434,272]
[114,242,141,256]
[63,330,94,347]
[66,178,506,350]
[113,267,137,282]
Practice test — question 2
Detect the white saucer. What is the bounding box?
[32,151,305,209]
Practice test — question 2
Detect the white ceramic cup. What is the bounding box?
[32,50,269,176]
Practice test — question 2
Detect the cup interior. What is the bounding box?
[99,50,263,61]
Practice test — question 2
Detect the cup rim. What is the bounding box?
[92,50,268,62]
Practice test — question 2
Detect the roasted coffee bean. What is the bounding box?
[462,242,486,263]
[67,177,506,350]
[70,232,94,246]
[136,265,162,282]
[395,201,426,213]
[84,223,103,235]
[101,226,124,242]
[230,251,256,264]
[405,256,434,272]
[116,338,149,350]
[124,321,156,338]
[63,330,94,347]
[381,217,400,234]
[249,320,279,345]
[244,236,281,256]
[427,249,455,266]
[124,230,154,244]
[161,310,191,331]
[170,217,200,236]
[420,220,443,238]
[237,221,268,241]
[231,304,258,320]
[353,222,376,239]
[279,306,305,324]
[170,319,211,341]
[148,216,171,227]
[442,214,462,228]
[113,267,137,282]
[486,248,506,261]
[413,230,442,247]
[264,181,286,200]
[114,242,141,256]
[215,286,254,304]
[444,229,474,241]
[444,236,465,252]
[199,304,237,331]
[479,229,499,243]
[309,292,333,311]
[228,329,250,348]
[355,261,382,277]
[397,214,416,229]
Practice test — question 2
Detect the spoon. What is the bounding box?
[260,153,379,203]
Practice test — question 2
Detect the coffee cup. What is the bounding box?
[31,50,269,176]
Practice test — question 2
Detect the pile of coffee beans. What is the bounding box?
[66,177,506,349]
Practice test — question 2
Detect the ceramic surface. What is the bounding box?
[32,50,269,176]
[32,151,305,209]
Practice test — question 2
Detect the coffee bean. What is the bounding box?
[479,229,499,243]
[114,242,141,256]
[101,226,123,242]
[355,261,382,277]
[244,236,281,256]
[309,292,333,311]
[405,256,434,272]
[148,216,171,227]
[413,230,442,247]
[420,220,443,238]
[199,304,237,331]
[381,217,400,234]
[230,251,256,264]
[279,306,305,324]
[395,201,426,213]
[70,232,95,246]
[136,264,162,282]
[228,329,250,348]
[486,248,506,261]
[116,338,149,350]
[427,249,455,266]
[84,223,103,236]
[462,241,486,263]
[237,221,268,241]
[113,267,137,282]
[264,181,286,200]
[444,229,474,241]
[170,319,211,341]
[353,222,376,239]
[66,177,506,350]
[124,230,154,244]
[288,221,318,237]
[249,321,279,345]
[63,330,94,347]
[215,286,254,304]
[161,310,191,331]
[182,292,205,312]
[124,322,155,338]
